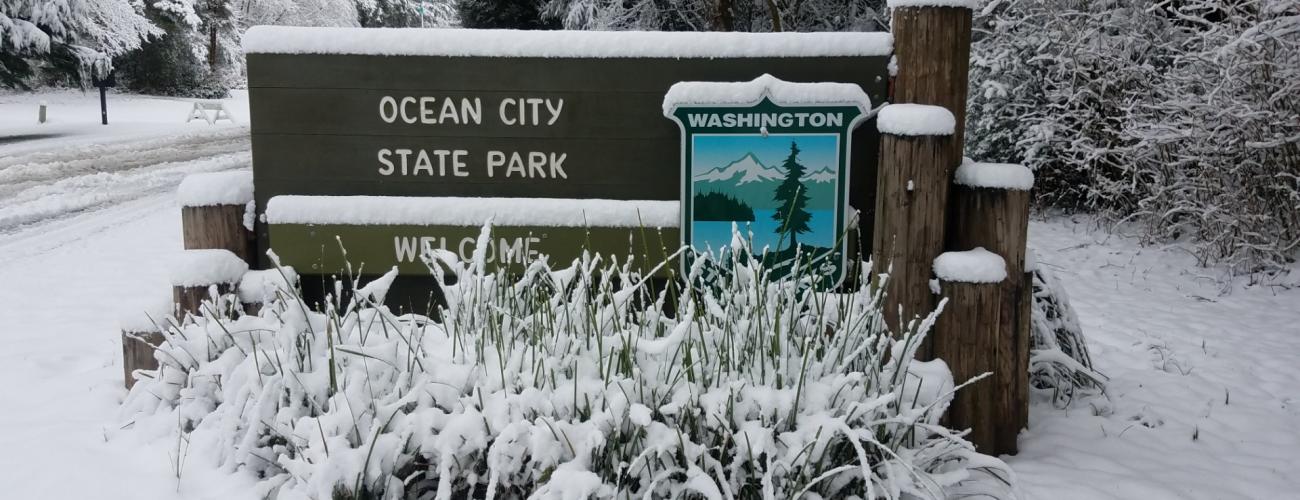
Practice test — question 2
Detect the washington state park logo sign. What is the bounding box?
[664,75,870,288]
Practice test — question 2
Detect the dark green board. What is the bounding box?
[270,223,680,277]
[246,49,889,302]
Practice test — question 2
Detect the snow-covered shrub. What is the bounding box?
[121,227,1016,499]
[969,0,1300,274]
[1028,264,1105,408]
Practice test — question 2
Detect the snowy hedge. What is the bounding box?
[968,0,1300,274]
[120,228,1016,499]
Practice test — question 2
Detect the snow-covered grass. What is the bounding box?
[119,228,1015,499]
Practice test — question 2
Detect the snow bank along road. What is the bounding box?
[0,127,250,233]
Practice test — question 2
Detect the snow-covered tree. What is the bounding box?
[542,0,886,32]
[0,0,158,88]
[240,0,359,27]
[355,0,455,27]
[967,0,1299,273]
[459,0,556,29]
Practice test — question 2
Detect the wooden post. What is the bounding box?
[38,101,47,124]
[934,278,1006,452]
[182,204,255,263]
[121,330,164,389]
[946,161,1033,452]
[890,5,974,159]
[932,248,1013,454]
[119,300,173,389]
[872,104,956,341]
[168,249,248,321]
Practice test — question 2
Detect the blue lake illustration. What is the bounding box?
[689,133,841,257]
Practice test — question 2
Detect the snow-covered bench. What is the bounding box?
[186,100,235,125]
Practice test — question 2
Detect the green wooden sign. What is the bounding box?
[242,28,890,300]
[664,76,871,288]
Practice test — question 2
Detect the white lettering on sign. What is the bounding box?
[395,235,541,264]
[498,98,564,126]
[486,151,567,179]
[378,95,483,125]
[377,148,470,176]
[686,111,843,129]
[376,96,570,180]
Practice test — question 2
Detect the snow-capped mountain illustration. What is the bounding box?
[692,153,785,185]
[803,167,836,183]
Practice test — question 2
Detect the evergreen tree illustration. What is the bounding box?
[771,141,812,250]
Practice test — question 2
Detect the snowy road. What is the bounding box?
[0,128,250,233]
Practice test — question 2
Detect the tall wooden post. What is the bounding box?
[874,2,975,339]
[872,104,955,341]
[890,4,974,158]
[946,160,1034,452]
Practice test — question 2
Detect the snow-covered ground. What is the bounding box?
[1013,220,1300,499]
[0,92,1297,498]
[0,89,249,155]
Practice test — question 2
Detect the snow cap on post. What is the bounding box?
[886,0,982,8]
[661,74,871,117]
[954,158,1034,191]
[168,249,250,287]
[876,103,956,136]
[933,247,1007,283]
[177,170,254,207]
[243,26,893,59]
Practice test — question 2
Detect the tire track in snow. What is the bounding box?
[0,128,249,198]
[0,130,252,234]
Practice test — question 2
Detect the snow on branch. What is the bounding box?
[265,195,680,228]
[876,103,956,136]
[954,158,1034,191]
[661,74,871,116]
[934,247,1007,283]
[242,26,893,59]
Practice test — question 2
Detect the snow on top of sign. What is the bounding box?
[243,26,893,59]
[168,249,249,287]
[661,74,870,116]
[887,0,982,9]
[954,158,1035,191]
[237,267,298,304]
[265,195,680,228]
[933,247,1007,283]
[177,170,253,207]
[876,103,955,136]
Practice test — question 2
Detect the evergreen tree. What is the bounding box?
[115,0,238,97]
[771,141,812,250]
[458,0,558,29]
[0,0,158,88]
